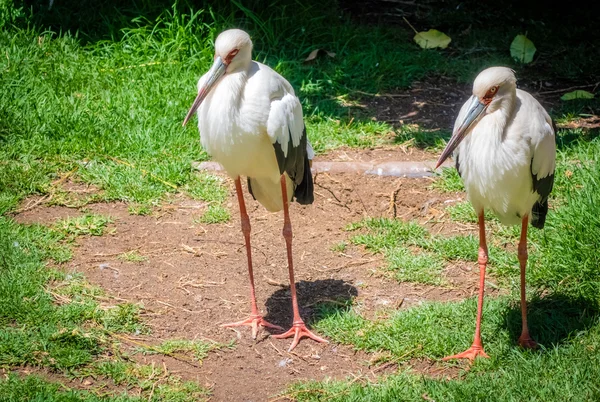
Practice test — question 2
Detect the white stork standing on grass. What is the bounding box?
[182,29,326,351]
[436,66,556,360]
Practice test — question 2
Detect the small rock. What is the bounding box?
[278,358,293,368]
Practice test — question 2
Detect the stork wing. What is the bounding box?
[530,115,556,228]
[266,88,314,204]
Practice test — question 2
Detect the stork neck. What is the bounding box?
[218,70,247,110]
[487,91,516,142]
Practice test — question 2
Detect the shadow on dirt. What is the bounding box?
[502,293,599,348]
[263,279,358,331]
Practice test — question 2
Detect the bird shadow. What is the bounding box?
[263,279,358,332]
[501,293,599,348]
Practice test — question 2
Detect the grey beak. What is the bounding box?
[182,56,227,127]
[436,95,486,169]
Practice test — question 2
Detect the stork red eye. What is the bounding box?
[482,85,499,104]
[225,49,239,64]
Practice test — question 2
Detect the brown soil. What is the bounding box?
[14,156,504,401]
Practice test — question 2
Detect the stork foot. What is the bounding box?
[272,321,328,351]
[221,315,283,339]
[518,334,538,349]
[443,344,489,362]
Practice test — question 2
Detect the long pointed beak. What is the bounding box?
[435,95,486,169]
[182,56,227,127]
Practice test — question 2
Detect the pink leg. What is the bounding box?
[221,177,283,338]
[517,215,537,349]
[272,175,328,351]
[443,212,490,361]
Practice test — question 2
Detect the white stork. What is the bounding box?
[436,67,556,360]
[182,29,326,351]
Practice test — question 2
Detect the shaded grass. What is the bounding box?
[2,0,597,216]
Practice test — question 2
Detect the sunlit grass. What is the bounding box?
[1,0,599,400]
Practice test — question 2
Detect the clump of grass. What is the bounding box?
[54,214,112,237]
[98,303,145,334]
[137,339,230,362]
[196,205,230,224]
[331,241,348,253]
[0,217,144,371]
[394,125,451,151]
[118,250,147,263]
[445,201,478,222]
[185,173,229,203]
[83,358,211,401]
[346,217,515,285]
[127,203,153,216]
[431,167,464,192]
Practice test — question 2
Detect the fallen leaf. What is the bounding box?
[560,90,595,101]
[510,34,536,63]
[304,49,336,62]
[413,29,451,49]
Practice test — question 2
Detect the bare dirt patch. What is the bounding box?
[14,166,503,401]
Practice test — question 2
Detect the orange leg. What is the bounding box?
[443,212,490,361]
[517,215,537,349]
[221,177,283,338]
[272,175,328,351]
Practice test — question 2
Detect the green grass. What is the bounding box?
[346,217,515,285]
[0,217,139,369]
[0,215,216,399]
[118,250,147,263]
[136,338,232,362]
[54,214,112,237]
[294,138,600,400]
[1,0,599,400]
[196,204,230,224]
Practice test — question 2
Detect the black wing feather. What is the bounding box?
[272,126,314,205]
[530,119,556,229]
[455,153,461,178]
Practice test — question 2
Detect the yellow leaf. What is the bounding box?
[413,29,451,49]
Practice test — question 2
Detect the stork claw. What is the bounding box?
[518,335,538,349]
[272,321,328,351]
[443,344,489,362]
[221,315,283,339]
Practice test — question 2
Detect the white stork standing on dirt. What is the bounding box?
[182,29,326,351]
[436,66,556,360]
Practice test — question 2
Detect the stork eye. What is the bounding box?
[225,49,239,63]
[489,86,498,94]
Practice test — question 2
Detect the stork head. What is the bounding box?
[183,29,253,126]
[435,67,517,168]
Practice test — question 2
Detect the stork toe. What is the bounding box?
[272,322,328,351]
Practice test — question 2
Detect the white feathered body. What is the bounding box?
[456,89,556,225]
[195,61,310,212]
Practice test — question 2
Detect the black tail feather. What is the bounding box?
[531,199,548,229]
[246,178,256,200]
[293,154,314,205]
